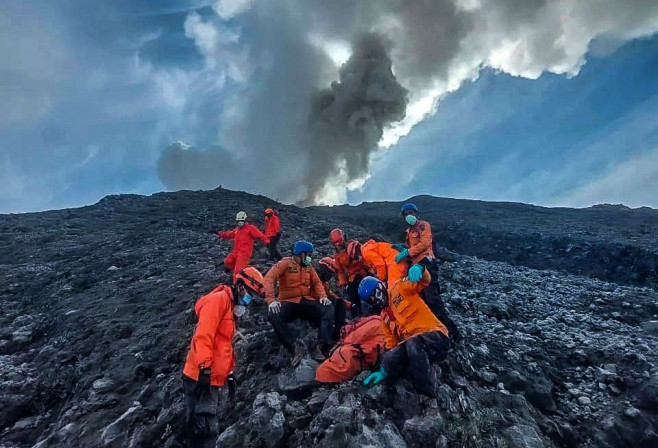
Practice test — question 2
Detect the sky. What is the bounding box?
[1,0,658,213]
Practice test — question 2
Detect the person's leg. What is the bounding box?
[233,251,251,275]
[182,376,197,448]
[223,252,237,274]
[297,299,334,347]
[381,343,410,381]
[274,234,283,260]
[418,259,461,341]
[331,298,348,342]
[267,302,299,347]
[405,334,438,397]
[423,331,451,364]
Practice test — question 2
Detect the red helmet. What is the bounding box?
[319,257,338,274]
[329,228,347,246]
[347,240,361,262]
[235,266,265,295]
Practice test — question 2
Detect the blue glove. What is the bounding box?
[363,367,388,386]
[391,243,406,252]
[394,249,409,263]
[408,264,423,282]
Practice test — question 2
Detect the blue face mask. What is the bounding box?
[237,221,245,227]
[240,292,252,306]
[405,215,418,226]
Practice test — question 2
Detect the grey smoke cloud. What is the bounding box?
[156,0,658,204]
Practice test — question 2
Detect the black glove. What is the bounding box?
[227,372,236,400]
[197,368,211,392]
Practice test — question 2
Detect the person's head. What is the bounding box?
[293,240,314,266]
[317,257,338,283]
[347,240,362,263]
[358,276,388,315]
[400,203,419,226]
[265,208,273,217]
[236,211,248,227]
[329,228,347,251]
[233,266,265,306]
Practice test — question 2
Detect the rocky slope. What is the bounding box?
[0,188,656,448]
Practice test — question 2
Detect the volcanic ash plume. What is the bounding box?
[301,33,408,205]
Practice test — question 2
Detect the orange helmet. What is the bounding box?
[329,228,347,246]
[235,266,265,295]
[347,240,361,262]
[265,208,273,215]
[319,257,338,274]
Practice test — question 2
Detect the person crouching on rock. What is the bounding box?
[330,228,368,316]
[316,256,352,341]
[218,211,269,280]
[264,241,334,366]
[359,269,451,398]
[182,266,265,448]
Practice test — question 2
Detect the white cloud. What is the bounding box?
[213,0,254,20]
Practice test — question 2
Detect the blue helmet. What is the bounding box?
[358,276,388,315]
[400,203,419,215]
[293,240,314,255]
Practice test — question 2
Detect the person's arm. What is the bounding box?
[382,319,398,349]
[250,224,270,244]
[264,260,287,303]
[416,267,431,291]
[311,268,327,299]
[274,216,281,234]
[192,295,222,369]
[335,255,347,286]
[218,228,236,239]
[408,222,432,258]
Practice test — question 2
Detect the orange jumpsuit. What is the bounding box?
[219,223,269,275]
[405,220,435,263]
[183,285,236,386]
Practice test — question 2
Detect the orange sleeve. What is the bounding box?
[218,229,236,239]
[382,320,398,349]
[250,224,269,244]
[335,254,347,286]
[311,268,327,298]
[192,295,224,368]
[408,222,432,259]
[264,259,288,303]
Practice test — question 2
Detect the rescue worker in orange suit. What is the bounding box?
[265,241,334,366]
[264,208,282,261]
[182,267,265,448]
[349,240,408,289]
[359,270,451,398]
[218,211,269,278]
[330,228,368,316]
[316,256,351,341]
[394,203,461,341]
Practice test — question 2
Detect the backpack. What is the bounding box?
[315,316,386,383]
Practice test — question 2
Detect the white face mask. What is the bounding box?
[237,221,245,227]
[233,304,247,318]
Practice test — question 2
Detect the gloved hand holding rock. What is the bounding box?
[364,366,388,386]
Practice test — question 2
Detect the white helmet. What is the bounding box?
[236,211,247,221]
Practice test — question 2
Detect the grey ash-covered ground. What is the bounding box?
[0,188,657,448]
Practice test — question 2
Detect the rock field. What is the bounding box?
[0,188,656,447]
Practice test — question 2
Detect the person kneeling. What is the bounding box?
[264,241,334,367]
[181,266,264,448]
[359,269,451,398]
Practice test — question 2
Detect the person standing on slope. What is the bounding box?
[263,208,283,261]
[218,211,269,279]
[182,267,265,448]
[265,241,334,366]
[331,228,368,316]
[394,203,461,341]
[359,272,451,398]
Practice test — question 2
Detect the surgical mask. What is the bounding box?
[237,221,245,227]
[303,256,312,266]
[240,292,252,306]
[405,215,418,226]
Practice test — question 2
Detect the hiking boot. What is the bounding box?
[310,344,327,362]
[290,340,306,367]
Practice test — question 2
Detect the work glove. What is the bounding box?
[363,366,388,386]
[395,249,410,263]
[227,372,236,400]
[391,243,406,252]
[268,300,281,314]
[408,264,424,282]
[197,368,211,393]
[319,297,331,306]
